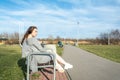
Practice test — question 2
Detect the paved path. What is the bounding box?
[62,45,120,80]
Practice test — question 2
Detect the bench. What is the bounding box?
[27,44,71,80]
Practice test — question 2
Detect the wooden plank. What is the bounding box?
[30,68,68,80]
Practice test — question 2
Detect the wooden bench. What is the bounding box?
[29,44,71,80]
[30,68,70,80]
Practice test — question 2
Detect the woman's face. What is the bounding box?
[31,28,38,37]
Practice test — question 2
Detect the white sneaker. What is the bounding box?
[64,63,73,69]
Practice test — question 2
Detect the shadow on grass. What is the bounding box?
[17,58,27,80]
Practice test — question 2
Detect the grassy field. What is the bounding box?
[79,45,120,63]
[1,44,119,80]
[0,45,23,80]
[0,44,63,80]
[56,46,63,56]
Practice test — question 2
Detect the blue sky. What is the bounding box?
[0,0,120,39]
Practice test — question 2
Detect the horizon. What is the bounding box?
[0,0,120,39]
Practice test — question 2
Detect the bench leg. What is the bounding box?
[27,56,29,80]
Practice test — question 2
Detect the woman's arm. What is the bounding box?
[27,38,53,53]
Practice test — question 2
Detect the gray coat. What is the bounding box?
[22,37,51,72]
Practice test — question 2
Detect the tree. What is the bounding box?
[99,33,108,44]
[56,36,61,41]
[98,29,120,45]
[110,29,120,44]
[47,35,54,44]
[0,32,19,44]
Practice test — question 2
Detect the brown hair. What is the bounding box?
[21,26,37,45]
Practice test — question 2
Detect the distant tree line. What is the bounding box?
[0,32,19,44]
[95,29,120,45]
[0,29,120,45]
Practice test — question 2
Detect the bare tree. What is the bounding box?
[56,36,62,41]
[0,32,19,44]
[97,29,120,45]
[99,33,108,44]
[47,35,54,44]
[110,29,120,44]
[0,32,9,39]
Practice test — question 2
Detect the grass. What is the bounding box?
[79,45,120,63]
[0,45,23,80]
[1,44,119,79]
[0,44,63,80]
[56,46,63,56]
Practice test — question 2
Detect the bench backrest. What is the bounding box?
[44,44,57,53]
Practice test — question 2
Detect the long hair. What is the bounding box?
[21,26,37,45]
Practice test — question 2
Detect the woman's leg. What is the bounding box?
[46,50,73,70]
[46,50,67,64]
[53,51,73,69]
[55,61,64,73]
[55,53,66,64]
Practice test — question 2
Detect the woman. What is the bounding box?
[21,26,73,73]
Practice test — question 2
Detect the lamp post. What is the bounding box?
[19,22,24,46]
[108,33,110,45]
[76,21,80,46]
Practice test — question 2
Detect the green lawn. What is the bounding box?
[79,45,120,63]
[56,46,63,56]
[1,44,119,79]
[0,45,23,80]
[0,44,63,80]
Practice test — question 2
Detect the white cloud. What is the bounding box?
[0,0,120,38]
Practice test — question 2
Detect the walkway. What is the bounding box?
[62,45,120,80]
